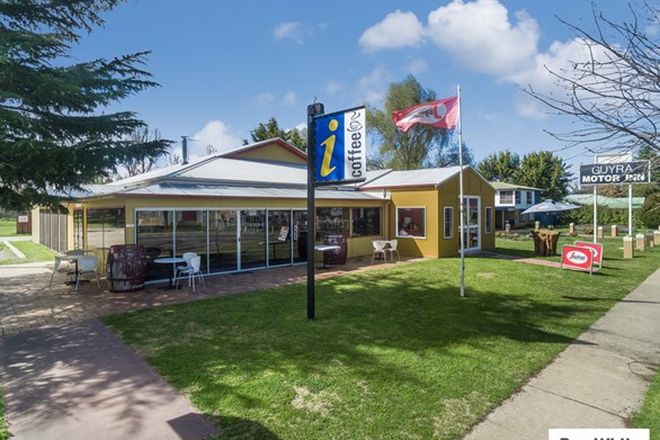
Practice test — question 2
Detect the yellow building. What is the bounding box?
[32,139,495,283]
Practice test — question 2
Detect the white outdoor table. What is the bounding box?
[153,257,187,289]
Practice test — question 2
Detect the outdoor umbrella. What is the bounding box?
[521,199,580,215]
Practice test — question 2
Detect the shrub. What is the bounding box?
[639,192,660,229]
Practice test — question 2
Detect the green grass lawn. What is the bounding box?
[0,241,55,265]
[104,240,659,440]
[635,370,660,439]
[0,219,19,237]
[0,392,7,440]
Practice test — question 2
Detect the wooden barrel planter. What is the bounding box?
[323,234,347,265]
[106,245,148,292]
[531,229,560,256]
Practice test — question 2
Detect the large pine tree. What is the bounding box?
[0,0,171,210]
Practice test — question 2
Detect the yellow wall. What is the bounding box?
[228,143,306,165]
[437,169,495,256]
[388,188,439,258]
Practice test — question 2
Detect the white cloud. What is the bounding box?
[273,21,314,44]
[283,91,297,106]
[254,92,275,106]
[324,81,341,94]
[426,0,539,77]
[357,66,392,105]
[407,58,428,74]
[191,120,240,157]
[359,10,425,51]
[358,0,606,118]
[294,122,306,131]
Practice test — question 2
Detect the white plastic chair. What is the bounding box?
[371,240,387,263]
[176,255,205,292]
[385,239,400,262]
[76,255,100,291]
[175,252,198,279]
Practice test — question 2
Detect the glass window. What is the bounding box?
[396,207,426,238]
[240,210,266,269]
[351,208,381,236]
[443,207,453,239]
[136,210,174,281]
[209,210,238,273]
[515,191,521,204]
[292,211,308,263]
[485,207,492,233]
[175,210,207,273]
[526,191,532,204]
[316,207,349,240]
[268,210,292,266]
[499,191,513,204]
[86,208,125,250]
[73,208,83,250]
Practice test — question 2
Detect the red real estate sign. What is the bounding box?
[574,241,603,268]
[561,245,595,274]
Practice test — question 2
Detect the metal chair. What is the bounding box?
[175,255,205,292]
[385,239,400,262]
[76,255,100,291]
[371,240,388,263]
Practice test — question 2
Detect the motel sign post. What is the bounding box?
[306,103,367,320]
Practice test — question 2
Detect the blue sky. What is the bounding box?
[70,0,632,171]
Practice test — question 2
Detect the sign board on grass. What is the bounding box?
[17,215,28,223]
[574,241,603,268]
[313,106,366,185]
[560,245,595,274]
[579,161,650,186]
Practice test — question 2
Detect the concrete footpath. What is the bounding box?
[465,268,660,439]
[0,319,218,440]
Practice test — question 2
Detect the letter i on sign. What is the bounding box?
[320,119,338,177]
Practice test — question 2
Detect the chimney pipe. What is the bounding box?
[181,136,189,164]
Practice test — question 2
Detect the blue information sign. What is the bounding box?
[313,106,366,185]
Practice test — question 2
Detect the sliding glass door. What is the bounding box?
[209,210,238,273]
[267,210,292,266]
[136,210,175,281]
[175,210,207,274]
[240,210,267,269]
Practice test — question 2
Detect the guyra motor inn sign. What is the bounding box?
[579,161,650,185]
[313,106,366,185]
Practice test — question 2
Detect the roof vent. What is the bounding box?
[181,136,189,164]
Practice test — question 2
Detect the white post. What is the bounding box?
[628,184,633,236]
[457,84,465,298]
[593,185,598,243]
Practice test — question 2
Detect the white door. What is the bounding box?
[461,197,480,252]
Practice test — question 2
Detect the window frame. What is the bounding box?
[485,206,493,234]
[443,206,454,239]
[396,206,427,239]
[526,191,533,205]
[499,190,514,205]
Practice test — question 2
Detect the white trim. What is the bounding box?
[443,206,454,239]
[395,206,427,239]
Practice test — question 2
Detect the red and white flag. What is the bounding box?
[391,96,459,132]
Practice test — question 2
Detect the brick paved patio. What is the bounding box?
[0,257,423,337]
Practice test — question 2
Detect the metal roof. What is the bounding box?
[118,182,386,200]
[566,194,645,209]
[359,166,463,188]
[490,181,542,191]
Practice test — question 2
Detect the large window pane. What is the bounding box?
[499,191,513,204]
[268,210,292,266]
[240,210,266,269]
[293,210,308,263]
[137,210,174,281]
[209,210,238,273]
[396,207,426,238]
[351,208,381,236]
[316,207,349,240]
[86,208,125,249]
[175,210,207,273]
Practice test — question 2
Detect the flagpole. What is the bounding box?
[457,84,465,298]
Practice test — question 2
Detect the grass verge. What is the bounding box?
[105,238,659,439]
[0,241,55,265]
[0,391,8,440]
[0,219,18,237]
[634,370,660,439]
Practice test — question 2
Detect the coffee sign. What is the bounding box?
[561,245,595,273]
[579,161,649,186]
